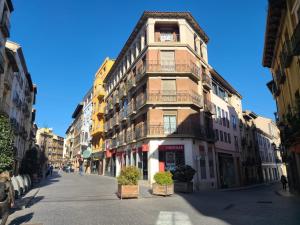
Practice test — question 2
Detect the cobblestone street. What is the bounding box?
[5,171,300,225]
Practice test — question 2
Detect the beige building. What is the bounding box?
[36,128,64,167]
[103,11,222,189]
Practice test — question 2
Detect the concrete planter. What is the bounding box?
[152,183,174,196]
[174,182,193,193]
[117,184,139,199]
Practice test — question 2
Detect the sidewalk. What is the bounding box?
[12,186,40,210]
[217,181,279,192]
[275,187,297,197]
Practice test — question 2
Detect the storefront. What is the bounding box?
[91,152,104,175]
[218,153,236,188]
[158,145,185,172]
[104,150,116,177]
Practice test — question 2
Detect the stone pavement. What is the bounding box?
[5,171,300,225]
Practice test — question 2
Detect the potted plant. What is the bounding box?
[172,165,196,193]
[152,171,174,196]
[117,166,140,199]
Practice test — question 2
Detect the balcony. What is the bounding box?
[92,123,104,135]
[95,87,106,100]
[136,60,201,82]
[118,83,127,99]
[126,129,136,143]
[0,10,10,38]
[202,73,212,90]
[280,41,293,68]
[136,90,203,110]
[119,108,128,122]
[291,21,300,55]
[113,92,119,106]
[134,123,216,142]
[111,113,119,127]
[127,101,136,116]
[267,80,280,97]
[95,105,105,116]
[155,33,180,43]
[204,100,216,115]
[118,132,126,146]
[126,75,136,90]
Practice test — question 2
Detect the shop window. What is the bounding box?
[199,147,206,179]
[163,115,177,134]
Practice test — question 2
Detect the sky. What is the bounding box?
[10,0,274,137]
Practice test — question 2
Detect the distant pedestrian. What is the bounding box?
[281,175,288,190]
[79,159,84,176]
[50,165,53,176]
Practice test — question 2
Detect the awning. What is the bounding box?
[82,148,92,159]
[91,151,104,160]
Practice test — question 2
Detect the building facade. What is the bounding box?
[91,58,114,175]
[263,0,300,192]
[36,128,64,168]
[103,12,220,188]
[210,69,243,188]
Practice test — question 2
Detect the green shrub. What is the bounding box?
[117,166,140,185]
[154,171,173,185]
[171,165,196,182]
[0,114,14,173]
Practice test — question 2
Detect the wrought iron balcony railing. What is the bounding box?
[136,60,201,82]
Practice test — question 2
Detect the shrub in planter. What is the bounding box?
[172,165,196,193]
[117,166,140,199]
[152,171,174,196]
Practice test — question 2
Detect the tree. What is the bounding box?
[20,147,39,175]
[0,114,14,173]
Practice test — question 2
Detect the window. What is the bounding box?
[225,112,229,128]
[215,129,219,141]
[163,115,176,134]
[234,136,238,149]
[218,87,225,100]
[212,83,218,95]
[217,107,222,125]
[160,51,175,72]
[208,148,214,178]
[220,131,224,142]
[224,132,228,143]
[162,79,176,94]
[228,133,231,144]
[199,147,206,179]
[232,115,237,129]
[222,109,226,127]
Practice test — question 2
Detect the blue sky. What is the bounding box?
[11,0,273,136]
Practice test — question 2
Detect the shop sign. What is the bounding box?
[158,145,184,151]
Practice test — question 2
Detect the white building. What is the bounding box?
[81,88,93,152]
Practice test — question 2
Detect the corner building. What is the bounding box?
[104,12,218,188]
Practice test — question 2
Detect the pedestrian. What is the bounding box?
[281,175,288,190]
[79,158,84,176]
[50,164,53,176]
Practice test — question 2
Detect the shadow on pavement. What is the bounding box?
[38,171,61,188]
[7,212,34,225]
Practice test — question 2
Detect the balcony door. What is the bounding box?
[160,51,175,72]
[164,115,177,135]
[162,79,176,102]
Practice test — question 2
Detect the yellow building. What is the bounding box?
[91,58,114,174]
[263,0,300,193]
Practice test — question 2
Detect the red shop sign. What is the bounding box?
[138,144,149,152]
[158,145,184,151]
[106,150,112,158]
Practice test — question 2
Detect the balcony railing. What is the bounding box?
[0,10,10,38]
[95,87,106,99]
[94,105,105,115]
[135,90,203,110]
[291,21,300,55]
[155,33,180,42]
[119,108,128,122]
[111,113,119,127]
[202,73,212,90]
[136,60,201,82]
[92,124,104,134]
[134,123,215,141]
[113,92,119,106]
[118,83,127,99]
[204,100,216,115]
[127,101,136,116]
[126,75,136,90]
[126,129,136,143]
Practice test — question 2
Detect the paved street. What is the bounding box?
[6,171,300,225]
